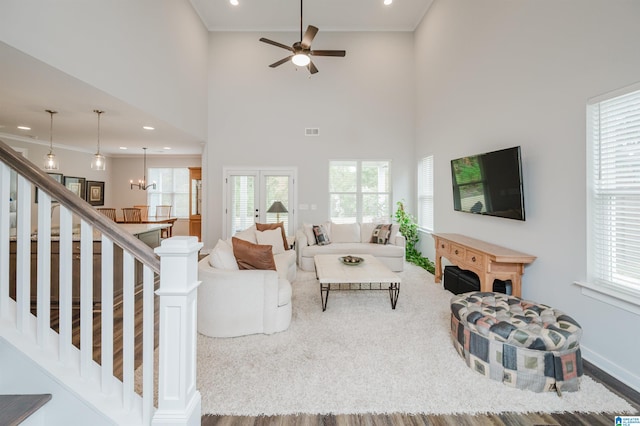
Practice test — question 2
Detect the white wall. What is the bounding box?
[0,0,208,140]
[0,338,114,426]
[414,0,640,390]
[205,31,416,246]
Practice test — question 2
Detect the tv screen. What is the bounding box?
[451,146,525,221]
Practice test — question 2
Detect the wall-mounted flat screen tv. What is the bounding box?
[451,146,525,221]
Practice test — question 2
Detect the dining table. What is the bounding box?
[116,216,178,237]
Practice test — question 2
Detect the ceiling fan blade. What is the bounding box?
[307,61,319,74]
[301,25,318,49]
[270,56,293,68]
[311,50,346,57]
[259,37,294,52]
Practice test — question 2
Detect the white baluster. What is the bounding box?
[122,250,135,410]
[16,175,31,333]
[152,236,202,426]
[101,235,114,394]
[80,219,93,377]
[58,205,73,363]
[37,191,51,348]
[142,264,155,423]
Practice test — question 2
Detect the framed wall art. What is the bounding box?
[63,176,86,200]
[35,172,63,203]
[86,180,105,206]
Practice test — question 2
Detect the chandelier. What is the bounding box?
[130,147,156,190]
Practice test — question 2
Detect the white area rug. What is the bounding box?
[195,263,634,416]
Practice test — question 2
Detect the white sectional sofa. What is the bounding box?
[295,222,406,272]
[197,226,296,338]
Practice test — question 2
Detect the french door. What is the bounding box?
[223,168,296,239]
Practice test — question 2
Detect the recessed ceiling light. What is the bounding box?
[230,0,239,5]
[384,0,392,5]
[17,126,31,130]
[119,146,128,150]
[143,126,155,130]
[163,147,172,150]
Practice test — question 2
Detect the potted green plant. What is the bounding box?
[394,201,435,274]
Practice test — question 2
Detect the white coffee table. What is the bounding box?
[314,254,401,311]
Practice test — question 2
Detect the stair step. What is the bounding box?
[0,394,52,426]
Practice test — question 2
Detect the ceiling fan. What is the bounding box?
[259,0,346,75]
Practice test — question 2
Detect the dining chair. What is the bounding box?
[97,207,117,221]
[133,205,149,221]
[122,207,142,223]
[156,205,172,238]
[156,205,172,218]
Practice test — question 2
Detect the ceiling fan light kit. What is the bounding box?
[292,53,310,66]
[259,0,345,75]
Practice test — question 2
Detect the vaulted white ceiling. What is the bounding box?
[190,0,433,32]
[0,1,432,157]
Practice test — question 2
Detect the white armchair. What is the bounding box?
[197,256,292,338]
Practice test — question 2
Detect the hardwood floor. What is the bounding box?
[201,360,640,426]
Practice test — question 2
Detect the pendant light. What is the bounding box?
[91,109,106,171]
[43,109,59,170]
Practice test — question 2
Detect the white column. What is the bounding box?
[152,236,203,426]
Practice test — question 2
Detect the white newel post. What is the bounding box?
[152,236,203,426]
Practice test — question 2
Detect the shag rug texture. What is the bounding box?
[177,263,636,415]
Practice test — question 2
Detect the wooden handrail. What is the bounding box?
[0,139,160,273]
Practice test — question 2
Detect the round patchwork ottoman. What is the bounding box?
[450,291,583,394]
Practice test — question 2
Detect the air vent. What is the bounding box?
[305,128,320,136]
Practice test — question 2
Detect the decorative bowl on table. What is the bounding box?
[339,255,364,266]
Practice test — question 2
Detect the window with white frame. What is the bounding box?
[147,168,189,218]
[587,84,640,302]
[418,155,434,232]
[329,160,391,223]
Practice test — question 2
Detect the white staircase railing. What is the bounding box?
[0,139,202,425]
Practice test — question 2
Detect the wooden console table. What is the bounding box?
[433,233,536,297]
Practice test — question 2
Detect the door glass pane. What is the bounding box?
[265,175,290,233]
[230,175,255,235]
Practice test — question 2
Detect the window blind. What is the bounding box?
[147,168,189,218]
[589,88,640,293]
[418,156,434,231]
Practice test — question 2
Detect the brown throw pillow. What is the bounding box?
[231,237,277,271]
[256,222,289,251]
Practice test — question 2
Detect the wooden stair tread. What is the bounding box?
[0,394,52,426]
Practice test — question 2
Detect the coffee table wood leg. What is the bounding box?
[389,282,400,309]
[320,283,330,311]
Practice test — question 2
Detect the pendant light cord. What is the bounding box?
[46,109,57,154]
[143,147,147,185]
[94,109,104,154]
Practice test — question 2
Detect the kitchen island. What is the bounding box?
[8,223,170,309]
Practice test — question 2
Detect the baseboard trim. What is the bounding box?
[581,344,640,394]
